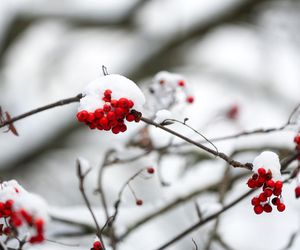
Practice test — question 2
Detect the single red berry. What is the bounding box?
[107,111,116,121]
[254,205,263,214]
[77,110,88,122]
[136,199,143,206]
[126,114,135,122]
[87,113,95,123]
[295,186,300,198]
[178,80,185,87]
[266,180,275,188]
[186,96,194,104]
[147,167,155,174]
[277,203,286,212]
[118,98,129,108]
[265,170,272,180]
[3,227,11,235]
[35,219,44,234]
[104,89,112,97]
[259,193,267,202]
[119,124,127,133]
[263,204,272,213]
[93,241,102,248]
[271,197,280,206]
[227,104,239,120]
[251,197,260,206]
[247,178,256,189]
[159,79,165,85]
[103,104,111,113]
[111,100,118,107]
[99,117,108,127]
[128,100,134,109]
[258,168,266,176]
[275,181,283,189]
[112,126,120,134]
[294,135,300,144]
[257,176,266,185]
[252,173,258,180]
[94,109,104,118]
[264,189,273,197]
[115,108,125,119]
[273,188,282,196]
[5,200,13,209]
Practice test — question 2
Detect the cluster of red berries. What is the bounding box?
[0,199,45,243]
[294,134,300,198]
[77,89,142,134]
[158,79,194,104]
[247,168,285,214]
[90,241,103,250]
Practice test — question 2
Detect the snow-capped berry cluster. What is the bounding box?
[149,71,194,110]
[248,151,285,214]
[90,239,103,250]
[0,180,48,245]
[77,74,145,134]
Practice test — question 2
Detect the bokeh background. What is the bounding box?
[0,0,300,249]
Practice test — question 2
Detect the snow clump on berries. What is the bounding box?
[252,151,281,181]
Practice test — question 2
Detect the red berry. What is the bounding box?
[275,181,283,189]
[126,114,135,122]
[227,105,239,120]
[159,79,165,85]
[104,89,112,97]
[94,109,104,118]
[115,108,125,118]
[118,98,129,108]
[273,188,282,196]
[251,197,260,206]
[186,96,194,104]
[111,100,119,107]
[128,100,134,109]
[103,104,111,113]
[77,110,88,122]
[264,189,273,197]
[87,113,95,123]
[277,203,286,212]
[35,219,44,234]
[93,241,102,248]
[259,193,267,202]
[178,80,185,87]
[263,204,272,213]
[271,197,280,206]
[258,168,266,176]
[266,180,275,188]
[112,126,120,134]
[254,205,263,214]
[99,117,108,127]
[294,135,300,144]
[257,176,266,185]
[247,178,256,189]
[107,111,116,121]
[147,167,155,174]
[136,199,143,206]
[5,200,13,209]
[3,227,11,235]
[295,186,300,198]
[252,173,258,180]
[119,124,127,133]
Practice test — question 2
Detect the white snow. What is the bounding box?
[154,109,172,124]
[252,151,282,180]
[79,74,146,112]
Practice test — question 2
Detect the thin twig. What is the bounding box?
[76,159,106,249]
[0,94,82,128]
[140,117,253,170]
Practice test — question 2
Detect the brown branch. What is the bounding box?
[140,117,253,170]
[155,154,300,250]
[76,159,106,249]
[0,94,82,128]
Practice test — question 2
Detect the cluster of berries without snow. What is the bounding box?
[0,180,47,245]
[247,168,285,214]
[90,240,103,250]
[294,134,300,198]
[77,89,142,134]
